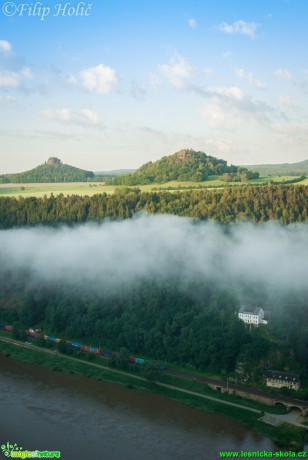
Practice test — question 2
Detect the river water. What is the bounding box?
[0,355,276,460]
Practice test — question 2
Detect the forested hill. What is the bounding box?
[110,149,259,185]
[0,157,94,183]
[0,185,307,228]
[243,159,308,177]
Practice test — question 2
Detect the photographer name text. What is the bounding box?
[2,2,92,20]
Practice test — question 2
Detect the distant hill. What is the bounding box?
[243,159,308,177]
[109,149,259,185]
[0,157,94,183]
[94,169,136,178]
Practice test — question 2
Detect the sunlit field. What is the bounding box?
[0,176,304,198]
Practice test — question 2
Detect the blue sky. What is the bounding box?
[0,0,307,173]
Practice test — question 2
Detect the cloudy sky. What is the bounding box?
[0,0,307,173]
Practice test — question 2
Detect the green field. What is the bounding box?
[0,176,305,198]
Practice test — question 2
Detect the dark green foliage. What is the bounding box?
[0,185,307,228]
[2,159,94,183]
[1,273,308,380]
[12,322,27,340]
[110,347,130,369]
[144,363,160,382]
[57,339,68,354]
[109,149,259,185]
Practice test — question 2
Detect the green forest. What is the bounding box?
[0,183,307,394]
[0,158,94,183]
[110,149,260,185]
[0,271,307,393]
[0,185,307,228]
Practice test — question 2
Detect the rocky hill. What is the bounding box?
[1,158,94,183]
[110,149,259,185]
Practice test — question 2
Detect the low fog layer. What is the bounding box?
[0,215,307,293]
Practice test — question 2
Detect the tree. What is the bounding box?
[144,363,160,383]
[111,347,130,369]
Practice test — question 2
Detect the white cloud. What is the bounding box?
[0,67,32,88]
[0,41,33,89]
[79,64,118,94]
[201,86,279,129]
[0,71,20,88]
[272,123,308,146]
[274,68,293,80]
[205,139,234,155]
[131,81,146,100]
[40,108,102,127]
[208,86,244,100]
[20,67,34,80]
[235,68,267,90]
[65,75,77,87]
[159,53,194,89]
[79,108,101,126]
[201,103,234,129]
[0,95,16,105]
[203,67,215,78]
[278,96,295,108]
[149,72,161,86]
[218,20,259,38]
[0,40,12,55]
[188,18,197,29]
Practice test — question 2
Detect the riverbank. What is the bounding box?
[0,337,306,451]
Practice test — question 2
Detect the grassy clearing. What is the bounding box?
[0,182,110,197]
[0,176,305,197]
[0,338,305,450]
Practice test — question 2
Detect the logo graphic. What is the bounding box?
[1,443,23,457]
[1,443,61,458]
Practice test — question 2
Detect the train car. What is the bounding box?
[71,342,81,348]
[101,349,113,357]
[135,358,146,365]
[48,336,57,342]
[82,345,91,352]
[94,348,101,355]
[4,325,12,331]
[43,335,48,340]
[90,347,97,353]
[128,356,136,363]
[54,338,61,343]
[65,340,71,345]
[27,330,41,339]
[0,324,5,330]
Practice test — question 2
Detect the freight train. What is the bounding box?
[27,329,117,358]
[0,324,156,367]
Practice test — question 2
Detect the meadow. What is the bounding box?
[0,176,304,198]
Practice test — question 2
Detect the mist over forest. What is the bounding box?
[0,215,307,382]
[0,215,307,295]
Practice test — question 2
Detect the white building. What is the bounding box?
[238,305,266,326]
[266,370,300,391]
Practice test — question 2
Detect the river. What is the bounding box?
[0,355,277,460]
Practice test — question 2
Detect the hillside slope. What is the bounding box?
[1,157,94,183]
[110,149,259,185]
[244,159,308,176]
